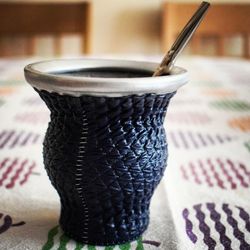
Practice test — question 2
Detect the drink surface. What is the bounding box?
[51,67,153,78]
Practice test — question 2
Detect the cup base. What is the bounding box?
[60,221,149,246]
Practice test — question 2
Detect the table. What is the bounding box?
[0,56,249,250]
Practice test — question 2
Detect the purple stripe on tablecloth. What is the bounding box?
[206,203,232,250]
[239,163,250,182]
[198,133,207,146]
[32,134,40,144]
[198,160,213,187]
[207,159,225,189]
[227,159,248,188]
[5,159,27,189]
[216,134,224,143]
[142,240,161,247]
[179,131,189,149]
[207,134,215,145]
[222,204,250,250]
[216,158,237,189]
[187,131,199,148]
[0,215,12,234]
[180,157,250,190]
[20,132,32,146]
[182,208,197,243]
[189,162,201,184]
[0,159,18,186]
[0,130,41,148]
[9,131,24,148]
[0,158,9,170]
[169,131,235,150]
[20,162,36,185]
[0,131,6,141]
[169,131,179,148]
[193,204,216,250]
[180,165,189,180]
[237,207,250,233]
[0,130,14,149]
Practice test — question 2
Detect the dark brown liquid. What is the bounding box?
[51,67,153,78]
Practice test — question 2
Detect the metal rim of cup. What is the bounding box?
[24,58,189,97]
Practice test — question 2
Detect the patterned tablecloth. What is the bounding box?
[0,56,250,250]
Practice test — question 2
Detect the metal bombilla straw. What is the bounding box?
[153,1,210,77]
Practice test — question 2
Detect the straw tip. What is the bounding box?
[202,1,211,7]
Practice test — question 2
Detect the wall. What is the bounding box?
[91,0,250,55]
[2,0,250,56]
[91,0,161,54]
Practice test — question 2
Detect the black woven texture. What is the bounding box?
[36,89,175,246]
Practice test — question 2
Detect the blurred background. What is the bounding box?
[0,0,249,58]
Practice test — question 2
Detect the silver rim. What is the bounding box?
[24,58,189,97]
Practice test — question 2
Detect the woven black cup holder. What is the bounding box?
[24,59,188,246]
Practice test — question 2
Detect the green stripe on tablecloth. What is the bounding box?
[58,234,70,250]
[211,100,250,111]
[104,246,115,250]
[119,242,131,250]
[42,225,59,250]
[87,245,96,250]
[0,80,24,86]
[244,141,250,152]
[75,242,84,250]
[136,237,144,250]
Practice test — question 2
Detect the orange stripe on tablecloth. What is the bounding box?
[0,88,16,96]
[229,117,250,132]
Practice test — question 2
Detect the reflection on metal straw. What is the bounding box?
[153,1,210,77]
